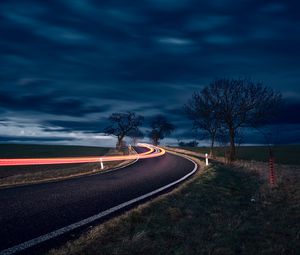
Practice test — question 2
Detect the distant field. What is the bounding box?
[0,144,110,158]
[0,144,119,186]
[177,145,300,165]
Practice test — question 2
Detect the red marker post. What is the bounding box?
[269,157,276,186]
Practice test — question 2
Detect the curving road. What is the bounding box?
[0,147,197,254]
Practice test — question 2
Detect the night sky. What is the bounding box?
[1,0,300,146]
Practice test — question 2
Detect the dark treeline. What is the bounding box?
[103,112,175,149]
[184,78,281,162]
[104,78,281,162]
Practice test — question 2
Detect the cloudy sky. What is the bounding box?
[1,0,300,146]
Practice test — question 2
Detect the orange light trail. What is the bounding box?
[0,143,165,166]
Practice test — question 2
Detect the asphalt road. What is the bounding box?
[0,147,197,254]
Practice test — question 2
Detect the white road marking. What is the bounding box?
[0,153,197,255]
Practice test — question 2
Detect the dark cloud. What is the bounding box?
[43,120,105,133]
[275,100,300,125]
[0,90,111,117]
[0,135,75,143]
[241,124,300,145]
[0,0,300,145]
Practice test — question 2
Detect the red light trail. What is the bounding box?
[0,144,165,167]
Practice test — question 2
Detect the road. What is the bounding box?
[0,147,197,254]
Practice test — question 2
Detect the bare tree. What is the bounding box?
[149,115,175,145]
[103,112,144,149]
[184,91,222,157]
[205,78,282,162]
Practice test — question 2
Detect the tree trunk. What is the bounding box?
[229,128,236,163]
[209,135,215,158]
[132,137,138,146]
[116,136,124,150]
[152,137,159,146]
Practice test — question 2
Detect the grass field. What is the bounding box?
[48,158,300,255]
[0,144,131,187]
[178,145,300,165]
[0,144,110,158]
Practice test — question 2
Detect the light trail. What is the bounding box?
[0,143,165,167]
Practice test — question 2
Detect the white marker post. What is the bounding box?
[100,158,104,170]
[205,153,209,166]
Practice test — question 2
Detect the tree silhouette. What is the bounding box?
[149,115,175,145]
[186,78,281,162]
[184,91,222,157]
[104,112,143,149]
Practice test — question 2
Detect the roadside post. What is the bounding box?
[205,153,209,166]
[269,157,276,186]
[100,158,104,170]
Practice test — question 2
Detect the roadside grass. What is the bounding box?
[48,157,300,255]
[0,144,134,187]
[178,145,300,165]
